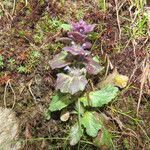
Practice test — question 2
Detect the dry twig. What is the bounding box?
[0,2,13,20]
[27,79,37,103]
[114,0,121,40]
[3,79,16,109]
[137,53,150,116]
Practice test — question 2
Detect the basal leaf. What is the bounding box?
[80,85,119,107]
[49,51,70,69]
[88,85,118,107]
[56,68,88,95]
[69,123,83,146]
[81,111,102,137]
[49,93,72,112]
[93,128,112,149]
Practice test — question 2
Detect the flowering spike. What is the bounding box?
[71,20,95,34]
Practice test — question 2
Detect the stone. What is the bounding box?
[0,107,21,150]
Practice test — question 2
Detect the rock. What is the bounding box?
[0,107,21,150]
[60,110,70,122]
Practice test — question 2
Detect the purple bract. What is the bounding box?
[84,57,103,75]
[63,44,90,56]
[68,31,86,43]
[49,51,70,69]
[56,68,88,95]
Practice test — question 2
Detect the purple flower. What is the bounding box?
[63,44,90,56]
[71,20,95,34]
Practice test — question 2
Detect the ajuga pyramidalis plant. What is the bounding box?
[49,20,103,94]
[48,20,119,147]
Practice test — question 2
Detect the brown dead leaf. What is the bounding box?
[98,69,129,88]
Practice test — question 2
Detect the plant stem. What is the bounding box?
[77,99,81,129]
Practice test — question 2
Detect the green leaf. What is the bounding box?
[93,128,113,149]
[93,55,100,63]
[59,23,72,31]
[49,93,72,112]
[69,123,83,146]
[81,111,102,137]
[89,85,118,107]
[79,95,90,107]
[80,85,119,107]
[88,32,99,40]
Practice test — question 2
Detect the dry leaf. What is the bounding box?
[114,74,129,88]
[98,69,129,88]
